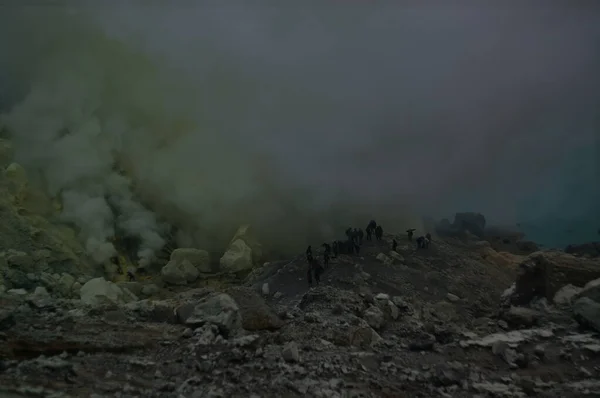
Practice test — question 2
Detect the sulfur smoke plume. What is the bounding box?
[0,3,599,264]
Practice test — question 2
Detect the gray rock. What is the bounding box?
[262,283,269,296]
[161,259,199,285]
[282,342,300,363]
[553,284,583,306]
[573,297,600,332]
[363,305,385,329]
[376,253,393,266]
[575,278,600,303]
[181,293,242,337]
[446,293,460,303]
[80,277,136,307]
[141,284,160,297]
[503,306,541,327]
[56,273,76,298]
[0,308,15,330]
[170,248,211,273]
[117,282,143,297]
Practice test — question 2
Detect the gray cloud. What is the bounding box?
[0,3,598,256]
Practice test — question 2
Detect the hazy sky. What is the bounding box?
[0,3,598,251]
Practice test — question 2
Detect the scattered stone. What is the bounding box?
[502,306,542,327]
[282,342,300,363]
[446,293,460,303]
[261,283,269,296]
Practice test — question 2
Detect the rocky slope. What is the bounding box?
[2,230,600,398]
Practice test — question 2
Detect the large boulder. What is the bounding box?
[229,224,263,264]
[573,297,600,332]
[176,293,242,337]
[574,278,600,303]
[510,251,600,305]
[80,277,137,306]
[161,259,199,285]
[169,248,211,273]
[226,286,284,331]
[219,239,253,273]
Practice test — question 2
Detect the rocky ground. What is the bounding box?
[2,231,600,398]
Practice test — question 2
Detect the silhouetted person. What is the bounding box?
[358,229,364,245]
[306,245,313,262]
[313,259,324,285]
[366,227,373,241]
[416,236,425,249]
[424,237,430,249]
[127,270,136,282]
[345,227,353,239]
[322,242,331,255]
[375,225,383,241]
[407,228,416,241]
[426,233,432,242]
[307,264,313,287]
[368,220,377,231]
[392,239,398,252]
[347,237,355,254]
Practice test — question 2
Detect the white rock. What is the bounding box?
[33,286,50,297]
[376,253,393,266]
[363,305,385,330]
[388,251,404,262]
[553,284,583,306]
[184,293,242,336]
[169,248,211,273]
[161,259,199,285]
[447,293,460,302]
[80,277,134,306]
[7,288,27,295]
[262,283,270,296]
[220,239,253,273]
[375,293,390,301]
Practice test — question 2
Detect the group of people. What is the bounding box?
[303,219,437,287]
[304,220,385,287]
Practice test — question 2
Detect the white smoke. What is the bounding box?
[2,70,166,265]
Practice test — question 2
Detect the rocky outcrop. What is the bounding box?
[453,212,486,237]
[80,277,138,306]
[176,293,242,337]
[229,224,263,264]
[219,239,253,273]
[0,157,96,283]
[565,242,600,258]
[436,212,486,238]
[510,251,600,305]
[169,248,211,273]
[161,259,199,285]
[226,286,284,331]
[573,297,600,332]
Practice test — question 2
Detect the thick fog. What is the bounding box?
[0,3,598,261]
